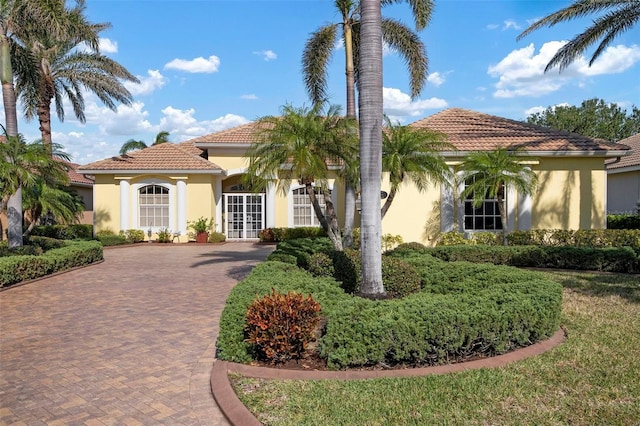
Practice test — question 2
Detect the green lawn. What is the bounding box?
[230,271,640,425]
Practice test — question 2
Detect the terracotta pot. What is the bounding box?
[196,232,208,243]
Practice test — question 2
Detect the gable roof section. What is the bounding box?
[606,133,640,170]
[410,108,629,155]
[188,121,271,146]
[63,161,94,186]
[78,141,222,173]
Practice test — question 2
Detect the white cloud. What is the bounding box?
[240,94,259,100]
[502,20,521,31]
[486,23,500,30]
[99,38,118,53]
[524,106,546,116]
[253,50,277,61]
[427,71,446,87]
[126,70,167,96]
[164,55,221,73]
[383,87,448,119]
[489,42,640,98]
[159,106,249,140]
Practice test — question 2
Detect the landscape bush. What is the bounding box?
[208,231,226,243]
[97,234,128,246]
[216,255,563,370]
[266,237,334,268]
[30,224,93,240]
[259,227,327,242]
[607,213,640,229]
[244,289,322,363]
[119,229,145,243]
[307,252,335,277]
[0,240,103,288]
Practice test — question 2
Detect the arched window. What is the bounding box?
[139,184,169,228]
[292,187,330,227]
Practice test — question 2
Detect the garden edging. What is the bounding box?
[211,327,566,425]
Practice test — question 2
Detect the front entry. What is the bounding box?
[224,193,265,239]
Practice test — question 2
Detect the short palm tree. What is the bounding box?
[0,131,70,241]
[119,131,171,155]
[245,104,356,251]
[13,18,139,147]
[302,0,432,247]
[460,148,538,246]
[518,0,640,72]
[381,117,452,219]
[22,183,85,235]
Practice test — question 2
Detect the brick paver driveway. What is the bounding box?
[0,242,274,425]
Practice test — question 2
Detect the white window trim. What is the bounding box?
[288,184,334,228]
[132,179,175,232]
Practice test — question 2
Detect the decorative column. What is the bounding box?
[215,178,223,232]
[177,179,187,234]
[119,178,130,230]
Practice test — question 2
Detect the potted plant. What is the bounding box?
[188,217,214,243]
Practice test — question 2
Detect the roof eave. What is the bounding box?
[441,149,630,158]
[78,169,224,175]
[195,143,252,149]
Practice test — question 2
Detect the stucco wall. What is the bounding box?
[532,157,606,229]
[607,170,640,213]
[93,175,120,233]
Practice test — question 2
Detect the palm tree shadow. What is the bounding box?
[555,272,640,304]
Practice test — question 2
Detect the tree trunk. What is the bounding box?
[497,194,508,246]
[1,31,23,248]
[37,95,54,148]
[357,0,385,298]
[342,19,357,248]
[306,183,343,251]
[380,187,397,219]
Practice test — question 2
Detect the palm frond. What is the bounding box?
[381,18,428,98]
[302,24,338,106]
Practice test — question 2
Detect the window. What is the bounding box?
[463,177,503,231]
[292,186,330,227]
[139,184,169,228]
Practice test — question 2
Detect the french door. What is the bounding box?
[224,193,265,239]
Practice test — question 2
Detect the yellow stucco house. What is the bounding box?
[78,108,630,244]
[606,133,639,213]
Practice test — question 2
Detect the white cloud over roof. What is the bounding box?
[383,87,448,121]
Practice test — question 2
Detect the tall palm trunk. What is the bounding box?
[358,0,385,298]
[342,17,357,248]
[1,28,23,247]
[37,74,56,147]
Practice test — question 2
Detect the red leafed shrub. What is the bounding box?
[244,289,322,363]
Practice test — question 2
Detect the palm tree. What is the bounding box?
[245,104,357,251]
[381,117,452,219]
[302,0,432,247]
[1,0,99,247]
[460,148,538,246]
[119,131,171,155]
[0,131,70,242]
[518,0,640,72]
[23,183,85,235]
[358,0,385,298]
[13,12,139,147]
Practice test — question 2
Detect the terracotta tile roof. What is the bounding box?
[78,141,221,172]
[606,134,640,170]
[187,121,273,145]
[410,108,629,153]
[63,161,94,185]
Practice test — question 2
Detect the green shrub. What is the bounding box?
[382,234,404,252]
[96,229,115,236]
[208,231,226,243]
[381,257,421,298]
[244,289,322,363]
[266,253,298,265]
[119,229,145,243]
[97,234,128,246]
[268,238,334,268]
[156,227,173,243]
[437,231,469,246]
[332,248,361,294]
[259,227,327,242]
[216,255,563,370]
[472,232,501,246]
[607,213,640,229]
[308,252,335,277]
[0,240,103,288]
[394,242,428,253]
[506,229,640,249]
[30,224,93,240]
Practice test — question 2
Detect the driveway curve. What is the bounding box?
[0,242,274,425]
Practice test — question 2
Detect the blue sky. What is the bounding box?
[11,0,640,164]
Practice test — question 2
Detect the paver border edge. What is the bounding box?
[211,327,566,425]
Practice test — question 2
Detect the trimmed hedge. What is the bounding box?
[417,245,639,273]
[607,214,640,230]
[30,224,93,240]
[0,240,103,288]
[216,255,563,370]
[266,238,334,268]
[259,227,327,242]
[506,229,639,249]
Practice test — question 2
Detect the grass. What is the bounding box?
[230,270,640,425]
